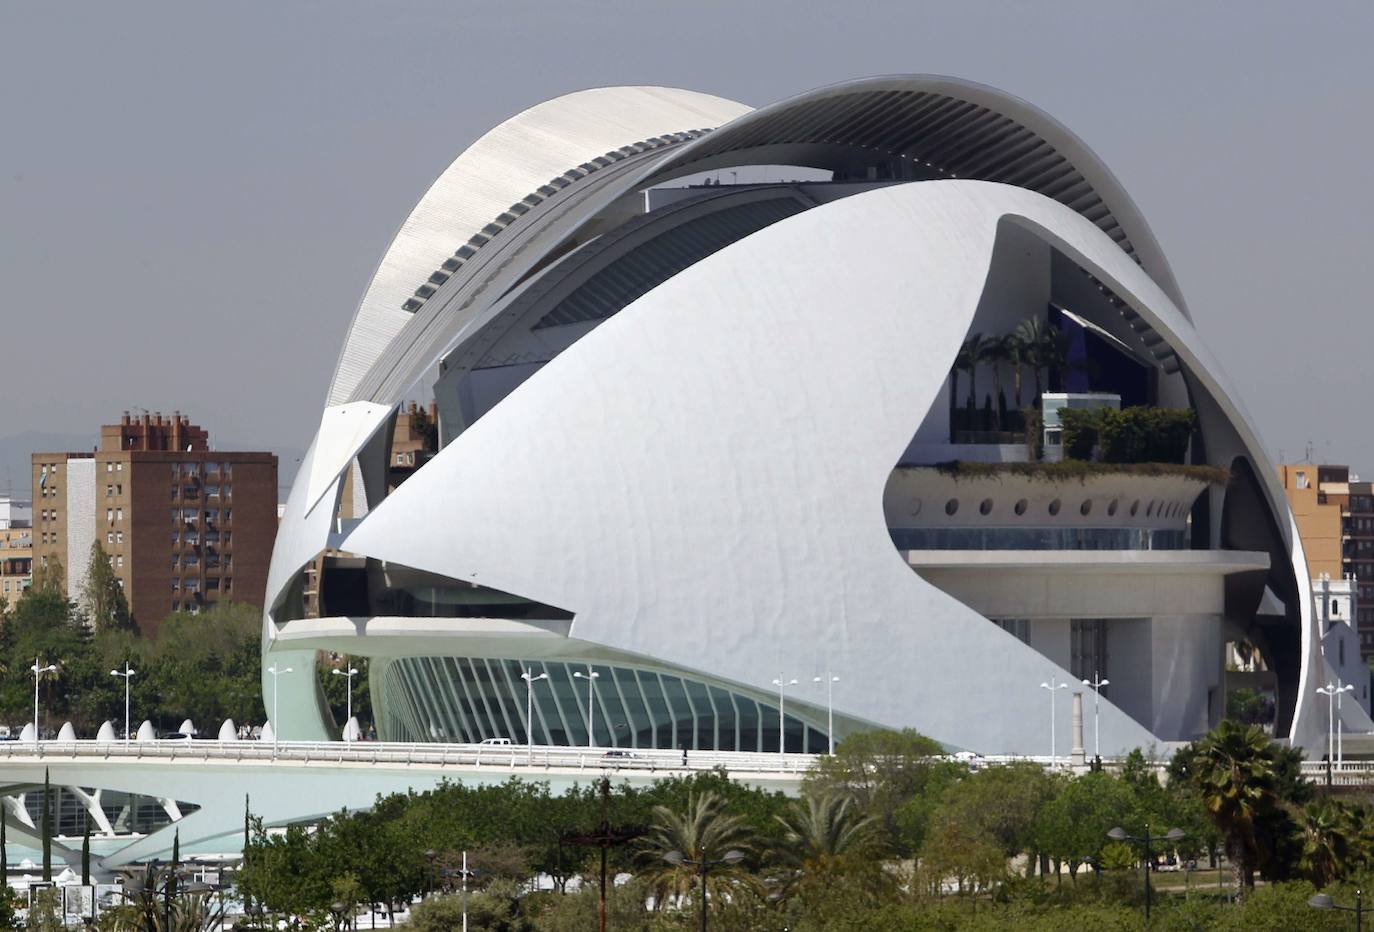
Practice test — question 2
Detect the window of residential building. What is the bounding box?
[207,578,220,591]
[171,577,180,591]
[115,484,122,495]
[206,485,220,498]
[106,508,113,523]
[224,508,232,523]
[171,556,179,570]
[116,462,122,472]
[106,463,113,473]
[106,485,113,497]
[1296,471,1309,489]
[52,532,58,544]
[115,555,123,569]
[106,532,114,545]
[115,508,123,522]
[115,531,123,544]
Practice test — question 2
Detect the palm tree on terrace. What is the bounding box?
[961,332,994,427]
[636,791,757,912]
[949,340,974,441]
[1014,316,1047,404]
[980,336,1012,431]
[1004,333,1028,411]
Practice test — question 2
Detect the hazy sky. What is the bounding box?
[3,1,1371,469]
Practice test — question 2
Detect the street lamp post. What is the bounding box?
[31,658,56,743]
[574,667,601,748]
[771,676,797,754]
[110,663,136,742]
[1338,677,1354,769]
[1317,681,1353,784]
[663,849,745,932]
[1310,889,1366,930]
[1081,672,1109,761]
[812,673,839,755]
[1039,677,1069,766]
[1108,825,1185,924]
[266,665,293,754]
[521,669,549,764]
[331,664,359,741]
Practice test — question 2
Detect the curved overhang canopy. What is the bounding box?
[634,75,1189,317]
[327,85,752,406]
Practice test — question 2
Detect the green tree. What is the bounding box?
[1014,316,1049,404]
[1186,720,1279,892]
[1034,771,1135,879]
[802,728,946,856]
[30,555,65,598]
[1298,801,1351,888]
[81,540,131,632]
[634,791,756,912]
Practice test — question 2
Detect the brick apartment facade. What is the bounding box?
[32,413,278,635]
[1278,463,1374,658]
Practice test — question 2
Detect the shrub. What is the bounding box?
[1059,407,1195,464]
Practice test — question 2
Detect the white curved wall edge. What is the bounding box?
[303,402,394,515]
[334,181,1245,755]
[327,86,752,406]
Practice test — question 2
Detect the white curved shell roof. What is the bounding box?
[328,85,751,404]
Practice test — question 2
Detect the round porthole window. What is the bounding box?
[1080,499,1093,516]
[979,498,993,516]
[945,499,959,516]
[1048,498,1062,516]
[1130,500,1140,517]
[1014,499,1028,516]
[1107,499,1119,517]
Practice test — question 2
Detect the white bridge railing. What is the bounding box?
[0,739,821,776]
[1299,761,1374,786]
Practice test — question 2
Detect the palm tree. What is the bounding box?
[773,793,875,880]
[1014,317,1048,403]
[949,340,974,442]
[980,336,1012,431]
[1188,720,1279,893]
[961,333,994,423]
[1299,800,1352,887]
[635,791,756,911]
[1004,333,1027,410]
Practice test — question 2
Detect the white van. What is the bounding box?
[479,737,512,746]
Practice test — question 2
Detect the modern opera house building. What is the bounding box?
[265,76,1358,757]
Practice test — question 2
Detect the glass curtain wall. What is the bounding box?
[378,657,827,753]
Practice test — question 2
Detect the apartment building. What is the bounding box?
[1277,463,1374,659]
[0,495,33,604]
[31,413,278,634]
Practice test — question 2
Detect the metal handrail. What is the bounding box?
[0,739,823,775]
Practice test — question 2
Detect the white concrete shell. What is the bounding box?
[328,86,751,405]
[268,76,1345,757]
